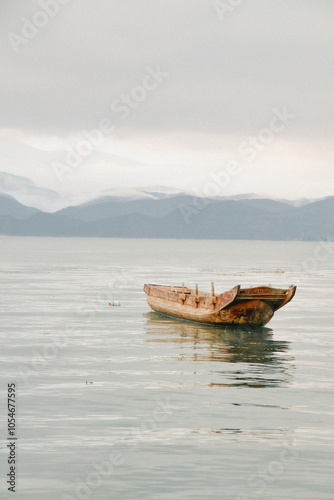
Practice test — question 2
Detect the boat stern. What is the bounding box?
[219,299,274,327]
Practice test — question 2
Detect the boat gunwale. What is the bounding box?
[144,283,295,304]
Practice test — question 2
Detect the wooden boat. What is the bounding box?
[144,283,296,327]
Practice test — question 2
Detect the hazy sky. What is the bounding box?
[1,0,333,200]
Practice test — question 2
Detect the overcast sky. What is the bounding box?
[1,0,333,201]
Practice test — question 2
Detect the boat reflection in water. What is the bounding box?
[144,312,294,388]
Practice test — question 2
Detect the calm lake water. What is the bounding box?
[0,237,334,499]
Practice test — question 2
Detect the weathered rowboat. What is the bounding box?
[144,283,296,327]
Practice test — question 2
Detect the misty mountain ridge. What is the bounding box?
[0,172,319,212]
[0,185,333,241]
[0,171,65,212]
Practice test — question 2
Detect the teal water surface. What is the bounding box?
[0,237,333,499]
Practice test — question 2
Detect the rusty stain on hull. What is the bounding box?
[143,283,296,327]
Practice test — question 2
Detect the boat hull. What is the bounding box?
[144,283,296,327]
[146,294,223,324]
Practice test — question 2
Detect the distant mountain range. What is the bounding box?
[0,177,333,240]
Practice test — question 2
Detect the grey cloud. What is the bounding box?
[1,0,333,137]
